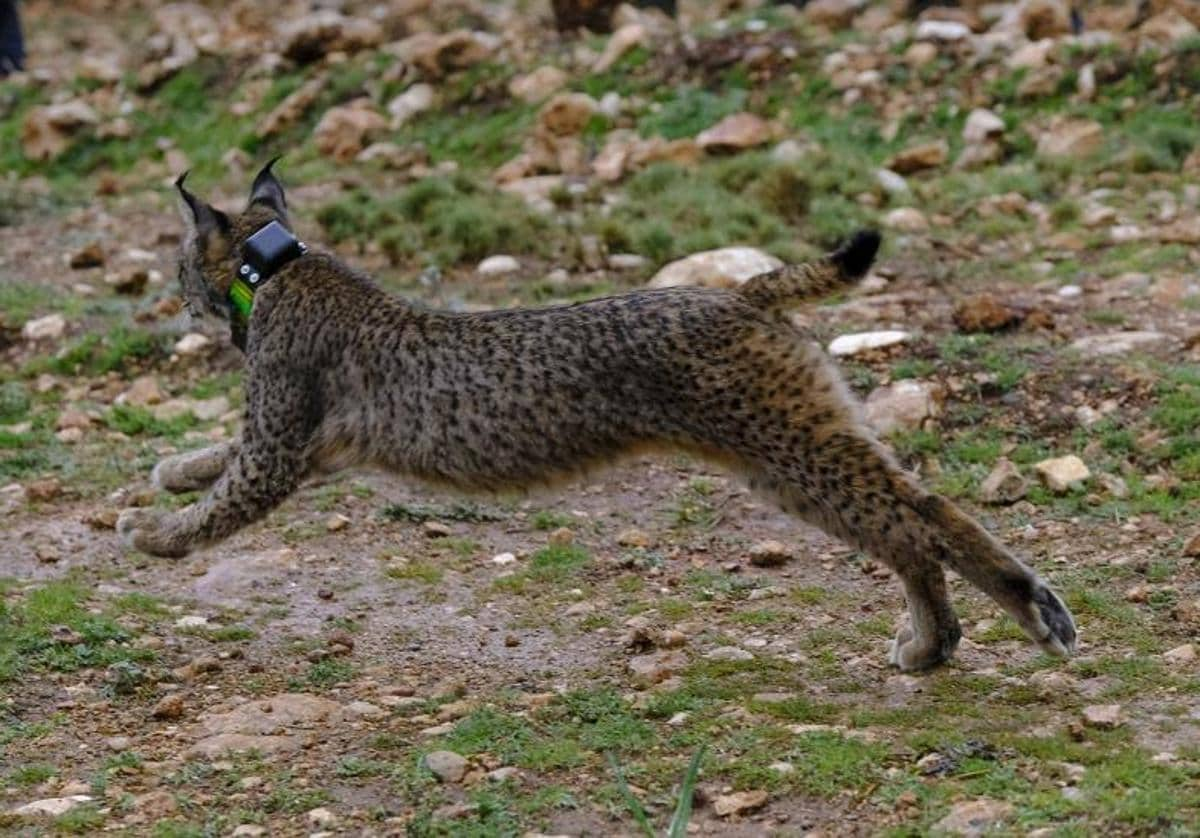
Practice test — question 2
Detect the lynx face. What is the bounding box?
[173,161,290,322]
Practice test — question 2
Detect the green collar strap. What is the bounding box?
[229,220,307,327]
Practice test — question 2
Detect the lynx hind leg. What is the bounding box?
[152,440,238,493]
[766,428,1077,664]
[904,488,1076,657]
[750,455,963,672]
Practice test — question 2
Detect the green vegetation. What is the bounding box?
[0,580,156,685]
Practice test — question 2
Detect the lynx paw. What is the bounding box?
[888,621,961,672]
[1018,584,1077,657]
[117,508,191,559]
[151,446,228,493]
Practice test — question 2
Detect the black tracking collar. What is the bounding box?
[228,220,307,349]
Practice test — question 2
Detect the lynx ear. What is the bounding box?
[248,157,288,219]
[175,171,231,240]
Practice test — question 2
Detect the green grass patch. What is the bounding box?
[0,580,156,684]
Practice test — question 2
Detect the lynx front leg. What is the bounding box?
[118,438,307,558]
[119,366,318,558]
[152,439,240,493]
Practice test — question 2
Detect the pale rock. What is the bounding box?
[105,735,132,751]
[1069,331,1176,356]
[608,253,649,271]
[1139,10,1198,46]
[593,23,647,73]
[198,693,344,737]
[748,540,794,567]
[769,761,795,774]
[597,91,622,118]
[1096,473,1129,499]
[307,806,339,828]
[706,645,754,662]
[955,141,1004,170]
[325,513,350,532]
[564,601,594,616]
[1077,63,1096,100]
[1034,456,1090,493]
[232,826,266,837]
[346,700,385,718]
[258,75,327,139]
[22,314,66,341]
[175,614,209,629]
[487,766,522,782]
[314,100,387,162]
[915,19,972,41]
[695,113,773,152]
[1037,119,1103,159]
[979,458,1028,504]
[883,207,929,232]
[191,396,229,422]
[424,750,468,783]
[174,333,211,355]
[387,83,435,127]
[887,140,948,174]
[617,528,651,548]
[1082,704,1122,729]
[21,101,98,161]
[538,93,598,137]
[499,175,564,211]
[963,109,1005,144]
[828,330,911,356]
[1158,217,1200,245]
[875,168,909,197]
[394,30,498,78]
[806,0,864,29]
[1082,204,1117,227]
[56,409,93,431]
[152,693,185,720]
[933,799,1014,836]
[905,41,940,67]
[356,142,428,170]
[713,789,769,817]
[151,399,193,421]
[9,795,94,817]
[1163,644,1195,666]
[278,12,384,63]
[509,66,569,103]
[1109,225,1144,244]
[648,248,782,290]
[628,650,686,684]
[864,380,943,435]
[78,53,123,84]
[771,138,809,164]
[1018,0,1071,38]
[477,255,521,276]
[491,552,517,565]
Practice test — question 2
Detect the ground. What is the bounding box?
[1,1,1200,836]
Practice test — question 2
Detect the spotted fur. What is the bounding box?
[119,165,1077,671]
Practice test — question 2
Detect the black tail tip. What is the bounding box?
[831,229,882,278]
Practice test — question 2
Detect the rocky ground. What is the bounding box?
[2,0,1199,835]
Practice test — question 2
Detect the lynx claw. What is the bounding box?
[1030,585,1077,657]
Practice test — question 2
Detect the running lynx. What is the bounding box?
[118,163,1077,671]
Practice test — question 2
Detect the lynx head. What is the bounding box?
[174,159,291,320]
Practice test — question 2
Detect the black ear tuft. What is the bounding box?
[176,171,230,238]
[830,229,881,279]
[248,157,287,217]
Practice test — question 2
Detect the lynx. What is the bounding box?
[118,163,1077,671]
